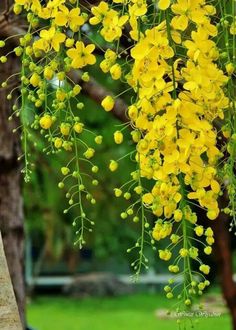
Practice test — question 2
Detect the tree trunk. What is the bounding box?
[0,27,25,328]
[0,232,22,329]
[211,209,236,330]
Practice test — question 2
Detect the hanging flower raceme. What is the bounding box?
[4,0,103,248]
[96,0,230,311]
[1,0,235,323]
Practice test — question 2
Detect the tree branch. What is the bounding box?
[82,78,129,123]
[70,70,129,123]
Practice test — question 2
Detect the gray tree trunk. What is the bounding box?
[0,232,22,329]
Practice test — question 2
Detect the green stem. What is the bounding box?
[165,9,177,99]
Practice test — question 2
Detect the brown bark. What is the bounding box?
[211,209,236,330]
[69,70,129,123]
[0,7,25,326]
[82,77,128,123]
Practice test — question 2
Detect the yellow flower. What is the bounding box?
[199,264,210,275]
[62,141,73,151]
[105,49,117,62]
[204,246,212,255]
[30,73,41,87]
[129,0,147,17]
[230,22,236,35]
[159,249,172,261]
[205,227,213,237]
[54,138,63,149]
[55,6,85,32]
[206,236,214,245]
[61,167,70,175]
[113,0,128,3]
[89,1,109,25]
[95,135,103,144]
[13,4,22,15]
[46,0,65,8]
[134,185,143,194]
[184,31,219,64]
[72,85,81,96]
[131,130,141,142]
[43,67,54,80]
[84,148,95,159]
[210,180,220,194]
[39,115,53,129]
[179,248,188,257]
[171,0,215,31]
[110,63,122,80]
[206,209,219,220]
[114,131,123,144]
[65,38,74,48]
[226,62,235,75]
[100,50,117,73]
[73,122,84,134]
[101,13,128,42]
[33,27,66,52]
[168,265,179,273]
[194,226,204,237]
[142,193,154,205]
[60,123,71,136]
[15,0,36,9]
[171,13,188,31]
[189,247,198,259]
[67,42,96,69]
[114,188,122,197]
[152,220,172,241]
[170,234,180,244]
[101,96,115,111]
[109,160,118,172]
[174,209,182,222]
[56,89,67,101]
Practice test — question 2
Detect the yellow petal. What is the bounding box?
[211,180,220,194]
[142,193,154,205]
[55,12,67,26]
[184,81,197,91]
[159,0,170,10]
[86,54,96,65]
[171,15,188,31]
[85,44,95,54]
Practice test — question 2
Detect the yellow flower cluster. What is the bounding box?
[126,1,228,221]
[143,181,181,219]
[89,1,128,42]
[89,0,233,304]
[152,219,172,241]
[15,0,95,70]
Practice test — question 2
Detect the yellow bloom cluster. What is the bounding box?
[152,219,172,241]
[89,0,233,304]
[89,1,128,42]
[143,181,181,218]
[15,0,95,70]
[126,1,228,222]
